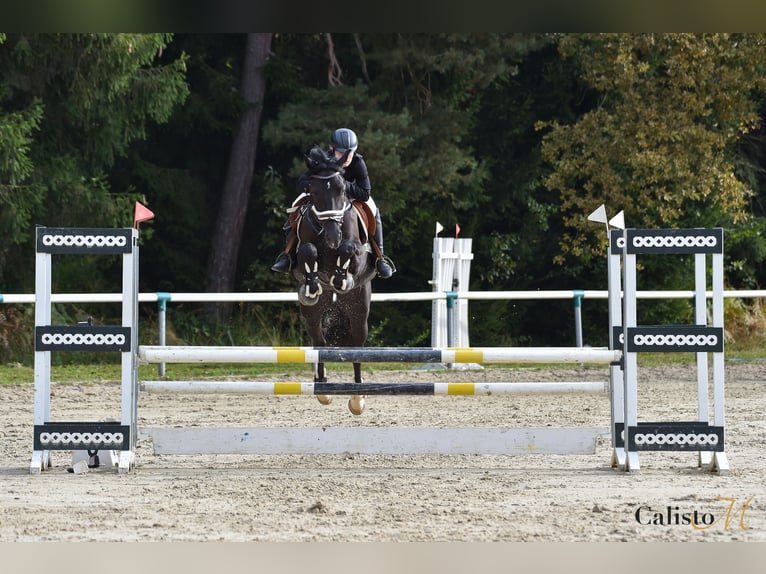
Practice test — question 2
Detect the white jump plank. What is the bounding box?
[143,426,610,456]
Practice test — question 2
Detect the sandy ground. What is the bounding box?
[0,362,764,542]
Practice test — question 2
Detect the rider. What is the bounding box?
[270,127,396,279]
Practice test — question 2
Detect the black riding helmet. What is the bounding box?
[331,128,358,153]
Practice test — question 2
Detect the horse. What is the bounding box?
[290,145,377,414]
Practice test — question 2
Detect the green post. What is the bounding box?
[573,289,584,347]
[156,292,171,377]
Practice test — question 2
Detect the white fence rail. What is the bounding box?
[3,288,764,376]
[5,288,765,306]
[3,288,764,348]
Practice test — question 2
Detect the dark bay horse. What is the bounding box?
[291,145,377,414]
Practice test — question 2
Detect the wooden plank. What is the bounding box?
[143,426,609,456]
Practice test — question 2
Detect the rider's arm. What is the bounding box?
[344,156,371,202]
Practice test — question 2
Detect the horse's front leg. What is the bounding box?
[297,243,322,305]
[333,239,358,292]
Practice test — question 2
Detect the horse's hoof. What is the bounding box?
[348,395,365,415]
[299,284,322,306]
[316,395,333,405]
[333,275,355,292]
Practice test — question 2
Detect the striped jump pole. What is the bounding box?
[138,345,621,365]
[140,380,610,395]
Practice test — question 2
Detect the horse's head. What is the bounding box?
[304,144,351,174]
[304,145,349,250]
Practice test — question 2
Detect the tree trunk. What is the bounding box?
[205,33,273,323]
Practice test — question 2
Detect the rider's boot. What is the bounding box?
[373,211,395,279]
[271,229,297,274]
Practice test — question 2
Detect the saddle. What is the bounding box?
[289,197,376,248]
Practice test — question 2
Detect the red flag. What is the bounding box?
[133,202,155,228]
[455,223,461,238]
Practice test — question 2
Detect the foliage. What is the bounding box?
[2,33,766,361]
[0,33,189,293]
[0,305,33,364]
[724,297,766,351]
[539,33,766,265]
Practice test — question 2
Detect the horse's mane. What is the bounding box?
[304,144,345,176]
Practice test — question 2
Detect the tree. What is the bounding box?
[539,33,766,265]
[204,33,272,322]
[252,33,545,343]
[0,33,189,292]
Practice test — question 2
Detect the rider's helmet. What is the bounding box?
[331,128,358,153]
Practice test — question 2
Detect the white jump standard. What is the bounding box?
[31,227,139,474]
[614,227,728,475]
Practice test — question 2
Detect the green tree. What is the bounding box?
[539,33,766,266]
[251,33,545,342]
[205,33,273,322]
[0,33,188,293]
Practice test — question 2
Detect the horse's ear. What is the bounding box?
[304,146,319,169]
[305,144,327,170]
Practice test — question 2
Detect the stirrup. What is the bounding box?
[375,255,396,278]
[271,253,292,274]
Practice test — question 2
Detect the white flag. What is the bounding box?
[609,210,625,230]
[435,221,444,236]
[587,204,608,224]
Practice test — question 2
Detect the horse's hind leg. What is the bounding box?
[299,290,332,406]
[348,361,365,415]
[314,361,332,405]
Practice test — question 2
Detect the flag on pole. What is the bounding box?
[455,223,461,238]
[609,210,625,230]
[133,201,155,228]
[435,221,444,236]
[587,204,608,224]
[586,203,610,238]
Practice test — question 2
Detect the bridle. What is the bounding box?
[307,172,351,233]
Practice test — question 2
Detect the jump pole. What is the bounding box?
[140,380,610,395]
[138,345,621,365]
[134,226,618,462]
[138,346,615,458]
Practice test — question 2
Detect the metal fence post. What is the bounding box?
[156,292,171,377]
[573,289,584,347]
